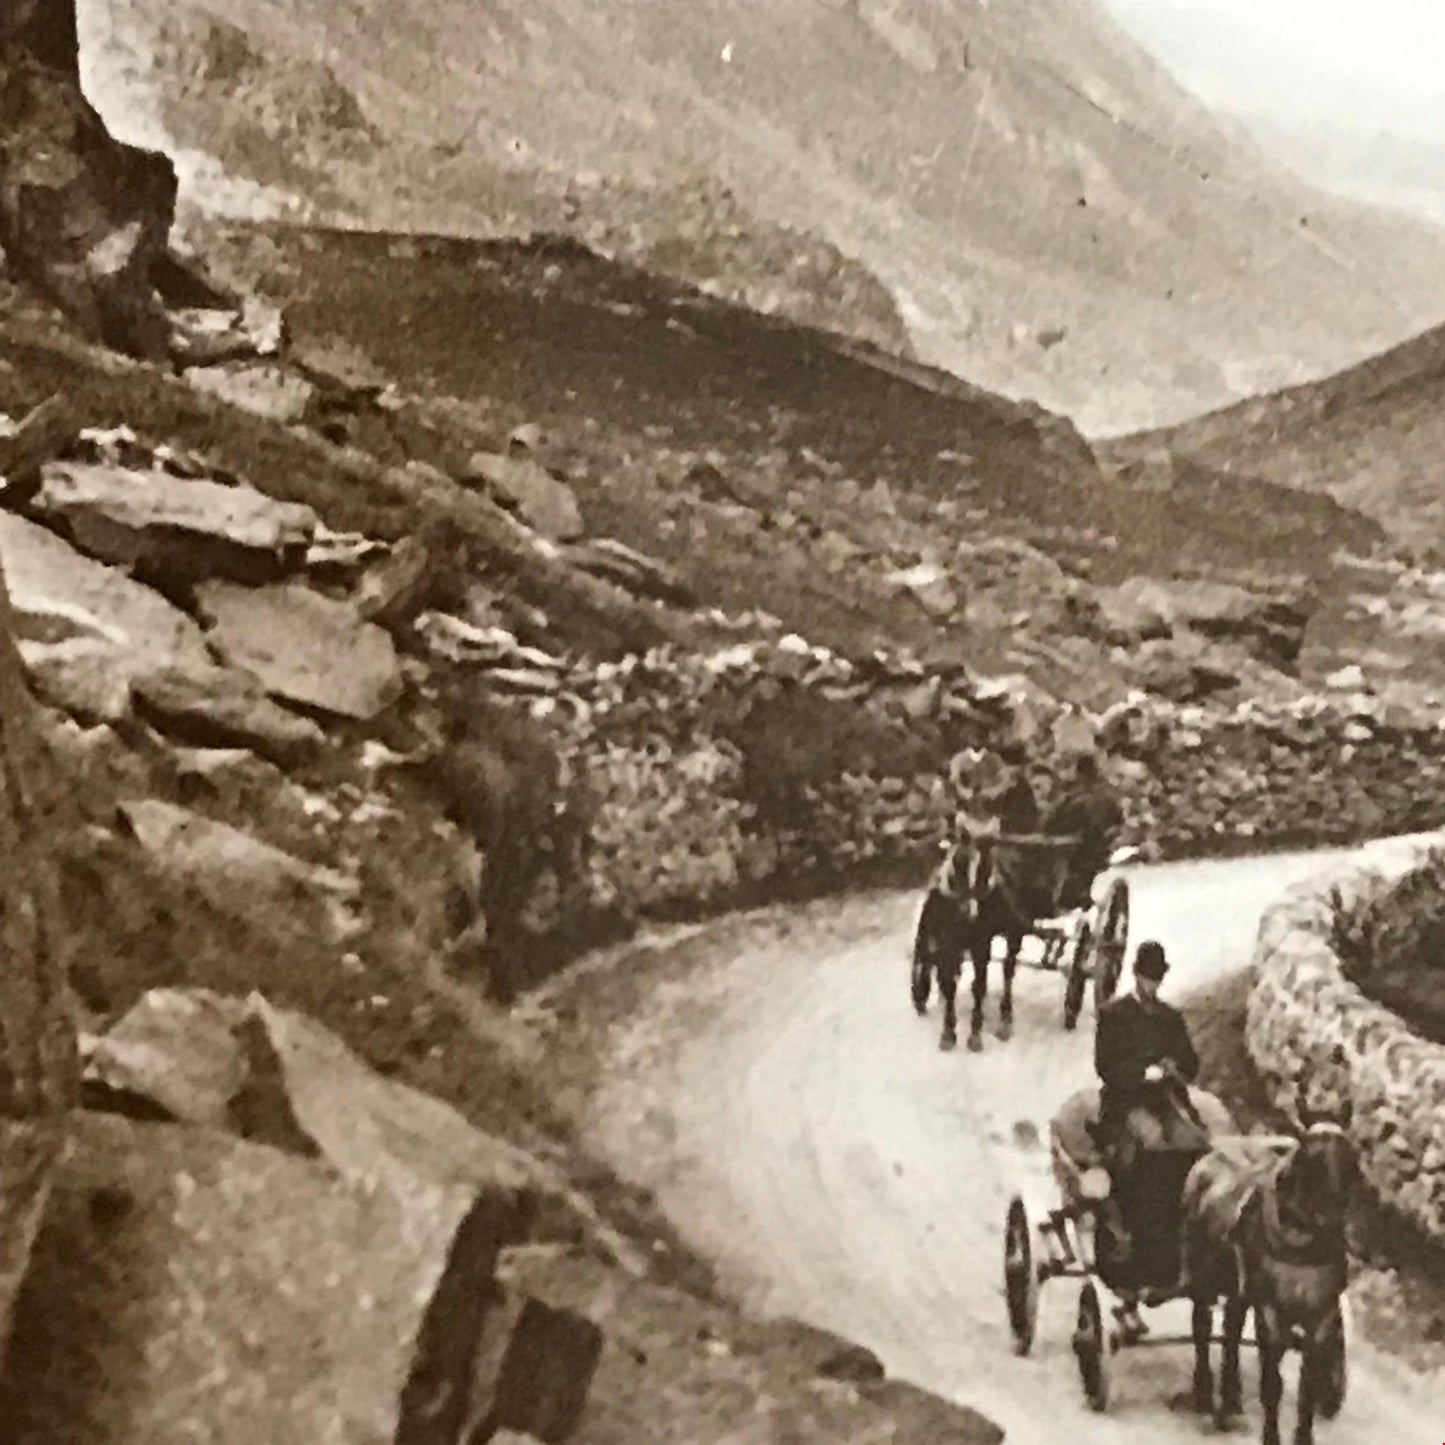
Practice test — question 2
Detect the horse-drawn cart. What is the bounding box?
[910,832,1133,1042]
[1003,1085,1349,1421]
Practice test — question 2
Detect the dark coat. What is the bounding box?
[986,774,1040,833]
[1095,991,1199,1096]
[1050,778,1123,874]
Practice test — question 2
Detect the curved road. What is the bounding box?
[584,838,1442,1441]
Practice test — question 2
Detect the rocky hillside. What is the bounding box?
[80,0,1445,433]
[1111,320,1445,547]
[6,8,1445,1439]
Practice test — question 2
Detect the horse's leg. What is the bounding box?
[997,931,1022,1041]
[966,929,989,1052]
[1293,1334,1318,1445]
[1189,1295,1215,1414]
[938,945,960,1051]
[1257,1306,1284,1445]
[1220,1291,1248,1422]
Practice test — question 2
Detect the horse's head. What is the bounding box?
[1293,1101,1358,1207]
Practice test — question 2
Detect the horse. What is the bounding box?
[911,829,1069,1052]
[1180,1100,1356,1443]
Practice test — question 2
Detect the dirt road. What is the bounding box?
[583,839,1443,1442]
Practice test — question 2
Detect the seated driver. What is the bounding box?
[985,741,1040,834]
[1092,941,1200,1160]
[1048,751,1124,910]
[1091,940,1200,1335]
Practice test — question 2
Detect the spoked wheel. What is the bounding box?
[910,939,932,1014]
[1317,1298,1348,1420]
[1091,878,1130,1016]
[1073,1281,1110,1411]
[1061,920,1092,1031]
[1004,1196,1039,1356]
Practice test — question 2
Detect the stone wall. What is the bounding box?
[465,628,1445,942]
[1245,833,1445,1244]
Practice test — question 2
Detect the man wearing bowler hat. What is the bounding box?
[1090,940,1201,1331]
[1094,940,1200,1144]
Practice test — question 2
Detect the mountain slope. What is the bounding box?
[80,0,1445,434]
[1109,321,1445,547]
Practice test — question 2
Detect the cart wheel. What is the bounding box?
[910,941,932,1014]
[1317,1298,1347,1420]
[1004,1196,1039,1356]
[1073,1281,1110,1411]
[1062,921,1091,1031]
[1091,879,1129,1016]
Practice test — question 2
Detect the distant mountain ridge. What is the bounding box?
[80,0,1445,433]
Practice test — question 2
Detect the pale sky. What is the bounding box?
[1103,1,1445,140]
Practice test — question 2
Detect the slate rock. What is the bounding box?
[196,580,403,721]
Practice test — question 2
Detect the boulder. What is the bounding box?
[0,512,214,683]
[82,988,249,1126]
[0,50,175,357]
[0,1111,534,1445]
[182,362,315,423]
[113,799,363,947]
[196,580,403,721]
[75,990,642,1277]
[239,996,538,1198]
[132,663,326,768]
[36,463,318,587]
[466,453,583,541]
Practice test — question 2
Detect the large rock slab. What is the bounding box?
[114,799,363,947]
[0,513,213,684]
[75,989,645,1278]
[242,996,537,1198]
[82,988,249,1126]
[0,1111,533,1445]
[36,463,318,586]
[196,580,403,720]
[132,663,326,768]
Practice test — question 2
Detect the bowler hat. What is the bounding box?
[1134,940,1168,979]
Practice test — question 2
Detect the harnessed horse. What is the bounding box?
[1181,1105,1356,1442]
[912,824,1079,1051]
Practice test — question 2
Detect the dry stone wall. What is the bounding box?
[1245,834,1445,1244]
[442,622,1445,943]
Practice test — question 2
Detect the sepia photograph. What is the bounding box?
[0,0,1440,1440]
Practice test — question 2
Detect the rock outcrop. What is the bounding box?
[195,579,403,721]
[35,463,318,586]
[0,43,176,357]
[0,1110,535,1445]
